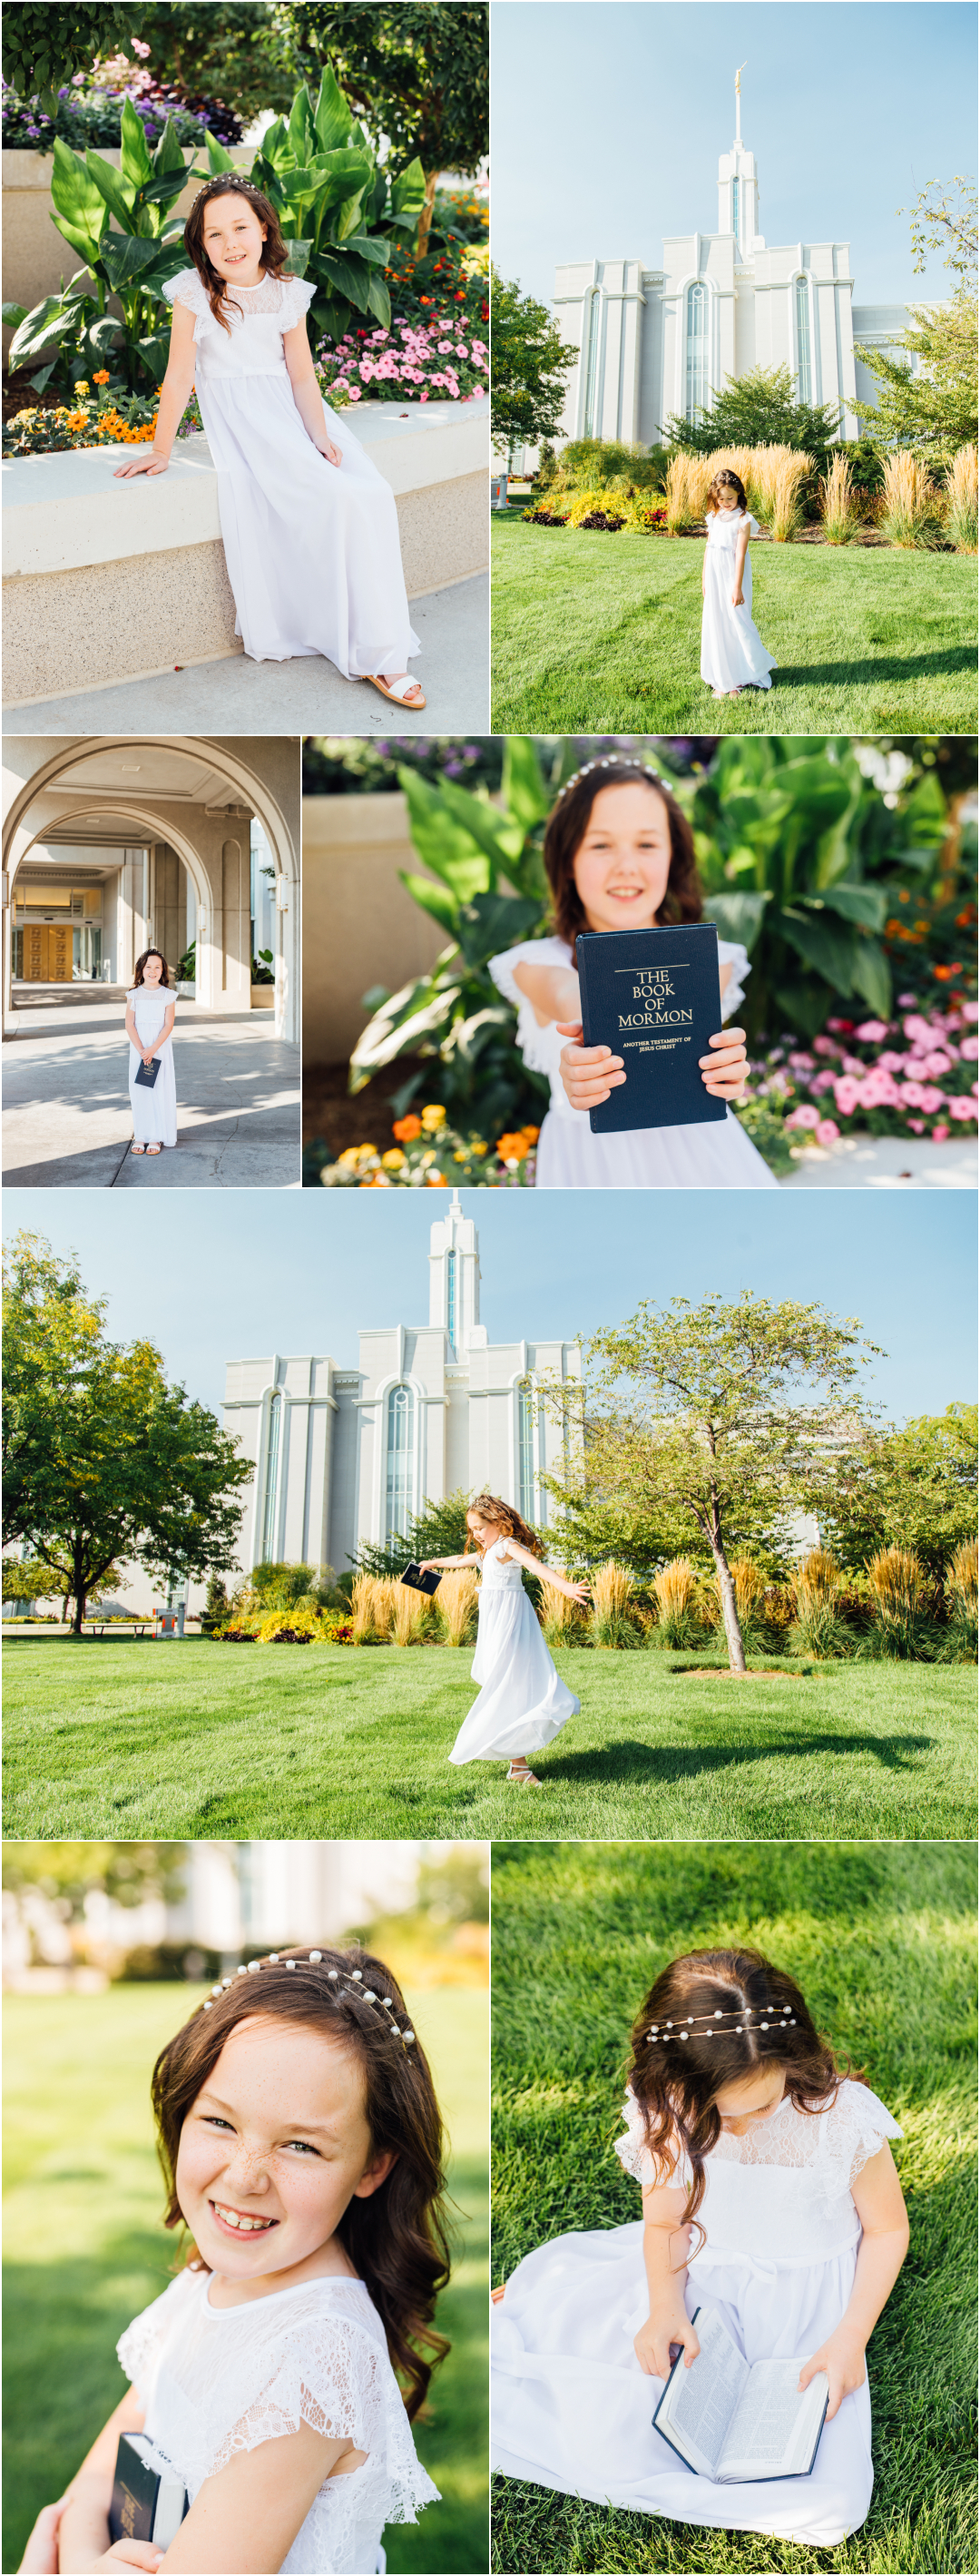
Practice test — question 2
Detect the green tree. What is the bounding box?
[853,176,978,462]
[3,1233,252,1634]
[2,1841,185,1912]
[664,362,845,457]
[818,1401,977,1579]
[139,4,294,128]
[355,1487,479,1578]
[1,3,132,113]
[539,1293,881,1673]
[490,270,577,461]
[273,2,487,256]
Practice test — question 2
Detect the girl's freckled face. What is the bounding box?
[174,2016,385,2292]
[572,783,672,933]
[201,197,268,283]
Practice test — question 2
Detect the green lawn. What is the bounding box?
[3,1641,974,1842]
[491,1843,977,2576]
[2,1981,488,2576]
[491,516,978,732]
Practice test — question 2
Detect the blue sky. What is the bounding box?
[491,2,977,309]
[5,1188,975,1427]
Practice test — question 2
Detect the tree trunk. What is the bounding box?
[712,1544,747,1675]
[416,168,438,261]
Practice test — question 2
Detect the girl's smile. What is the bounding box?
[573,782,673,931]
[142,953,163,983]
[201,195,268,287]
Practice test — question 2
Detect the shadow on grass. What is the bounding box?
[772,645,977,687]
[538,1732,936,1789]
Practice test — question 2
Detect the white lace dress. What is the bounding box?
[701,506,777,693]
[162,270,419,682]
[491,2079,902,2547]
[448,1537,580,1762]
[488,934,777,1187]
[127,986,177,1146]
[117,2265,438,2575]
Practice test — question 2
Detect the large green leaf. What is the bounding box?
[283,239,313,279]
[253,119,292,179]
[288,85,318,168]
[84,150,139,235]
[50,139,110,265]
[502,736,550,834]
[778,908,858,994]
[364,270,391,329]
[439,785,527,874]
[7,298,81,367]
[398,771,495,901]
[119,98,152,192]
[397,876,460,937]
[849,939,892,1019]
[205,132,239,177]
[701,890,771,954]
[100,234,181,292]
[152,119,188,182]
[313,64,357,156]
[818,882,888,932]
[455,893,544,971]
[341,232,391,268]
[135,330,172,388]
[317,249,376,313]
[349,969,465,1086]
[2,301,27,329]
[390,157,426,230]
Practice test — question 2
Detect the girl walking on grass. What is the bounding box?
[701,467,777,699]
[491,1944,908,2547]
[20,1947,445,2576]
[420,1495,588,1785]
[489,756,777,1187]
[126,949,177,1156]
[113,178,424,710]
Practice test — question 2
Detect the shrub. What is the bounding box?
[818,452,858,545]
[351,1570,382,1643]
[944,444,978,554]
[436,1567,480,1647]
[944,1538,978,1660]
[256,1605,322,1644]
[866,1546,929,1656]
[789,1549,853,1657]
[878,451,945,548]
[537,1573,588,1648]
[590,1558,641,1649]
[389,1579,429,1647]
[651,1558,702,1647]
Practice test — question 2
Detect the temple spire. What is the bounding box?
[735,62,746,144]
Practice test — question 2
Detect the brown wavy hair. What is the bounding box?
[706,469,749,516]
[625,1946,861,2250]
[465,1493,544,1560]
[132,948,171,988]
[544,761,702,954]
[183,178,290,337]
[151,1944,451,2420]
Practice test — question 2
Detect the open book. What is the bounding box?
[653,2305,829,2483]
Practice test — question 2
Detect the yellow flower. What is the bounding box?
[74,379,91,394]
[338,1144,380,1169]
[420,1103,446,1130]
[469,1139,489,1157]
[381,1148,407,1169]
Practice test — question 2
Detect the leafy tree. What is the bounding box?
[538,1294,881,1673]
[273,3,488,257]
[138,3,294,127]
[1,3,133,113]
[818,1402,977,1579]
[853,176,978,463]
[3,1232,252,1634]
[355,1487,478,1578]
[664,363,845,458]
[2,1554,127,1617]
[2,1841,185,1912]
[491,270,577,460]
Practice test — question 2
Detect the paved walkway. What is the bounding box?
[2,574,488,733]
[779,1133,976,1187]
[3,990,300,1187]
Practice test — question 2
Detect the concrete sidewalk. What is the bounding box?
[2,573,488,733]
[779,1132,977,1187]
[3,994,300,1187]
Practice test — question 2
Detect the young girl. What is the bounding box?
[113,178,424,710]
[23,1946,445,2576]
[491,1945,909,2548]
[701,468,777,699]
[489,757,777,1187]
[126,950,177,1156]
[420,1495,588,1786]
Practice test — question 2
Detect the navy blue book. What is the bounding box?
[652,2306,829,2483]
[576,924,727,1133]
[109,2433,189,2548]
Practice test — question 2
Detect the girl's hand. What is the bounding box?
[113,450,171,479]
[556,1021,625,1110]
[313,436,343,467]
[86,2549,163,2573]
[799,2325,867,2423]
[635,2309,701,2380]
[731,585,745,607]
[699,1027,748,1099]
[142,1052,154,1069]
[18,2497,69,2571]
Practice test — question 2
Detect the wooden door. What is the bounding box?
[21,924,73,981]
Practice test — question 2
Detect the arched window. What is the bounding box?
[261,1391,282,1559]
[731,176,740,249]
[685,281,709,424]
[796,276,812,406]
[385,1385,415,1542]
[517,1386,534,1521]
[583,287,601,436]
[446,1249,456,1352]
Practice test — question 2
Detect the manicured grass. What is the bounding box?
[491,1843,977,2575]
[491,516,978,732]
[2,1981,488,2576]
[3,1641,974,1842]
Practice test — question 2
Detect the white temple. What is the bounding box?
[552,68,914,449]
[224,1197,582,1576]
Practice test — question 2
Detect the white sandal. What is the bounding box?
[367,673,426,709]
[506,1759,543,1787]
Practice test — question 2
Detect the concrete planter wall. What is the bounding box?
[302,791,446,1063]
[250,984,276,1008]
[2,398,489,705]
[2,143,255,346]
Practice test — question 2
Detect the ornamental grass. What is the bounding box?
[589,1558,639,1648]
[762,451,813,541]
[537,1573,586,1648]
[789,1548,851,1657]
[351,1570,382,1642]
[436,1566,480,1647]
[389,1578,429,1647]
[818,451,858,544]
[946,1537,978,1615]
[943,443,978,554]
[878,450,945,548]
[867,1546,928,1657]
[651,1557,701,1647]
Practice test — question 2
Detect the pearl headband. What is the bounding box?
[554,755,663,804]
[200,1950,416,2048]
[648,2004,797,2043]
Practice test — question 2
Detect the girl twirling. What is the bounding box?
[126,949,177,1156]
[420,1495,588,1786]
[701,468,777,699]
[114,177,424,709]
[489,756,777,1187]
[21,1947,445,2576]
[492,1944,908,2548]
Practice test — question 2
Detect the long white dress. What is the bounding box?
[448,1538,580,1761]
[492,2078,903,2548]
[163,269,420,681]
[488,935,778,1187]
[117,2264,439,2576]
[701,506,777,693]
[127,987,177,1146]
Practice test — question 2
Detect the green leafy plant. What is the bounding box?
[4,102,200,395]
[274,5,488,261]
[1,4,133,113]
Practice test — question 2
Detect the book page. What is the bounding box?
[719,2359,827,2479]
[658,2306,749,2476]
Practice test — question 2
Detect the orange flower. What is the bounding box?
[495,1132,530,1161]
[392,1113,422,1141]
[93,370,111,386]
[934,963,964,979]
[519,1124,541,1143]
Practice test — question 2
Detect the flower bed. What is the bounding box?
[306,1102,539,1189]
[745,999,979,1147]
[315,307,487,408]
[4,379,203,456]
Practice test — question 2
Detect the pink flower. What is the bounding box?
[813,1036,840,1058]
[348,388,361,401]
[788,1051,816,1071]
[917,1086,945,1114]
[419,390,429,401]
[842,1055,865,1077]
[786,1104,821,1130]
[877,1050,907,1073]
[815,1118,840,1146]
[962,1002,979,1023]
[950,1096,978,1123]
[932,1124,951,1141]
[906,1118,926,1134]
[900,1081,926,1107]
[809,1069,838,1095]
[903,1013,934,1045]
[855,1020,889,1041]
[437,339,453,352]
[960,1036,979,1059]
[897,992,917,1007]
[833,1077,860,1116]
[920,1048,954,1077]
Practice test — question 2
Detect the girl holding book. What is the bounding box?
[113,179,424,710]
[488,758,778,1188]
[420,1495,588,1785]
[701,468,777,699]
[23,1948,445,2575]
[126,950,177,1156]
[492,1945,908,2546]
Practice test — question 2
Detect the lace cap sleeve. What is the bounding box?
[748,513,760,538]
[612,2089,691,2193]
[117,2272,195,2399]
[716,938,750,1021]
[817,2079,904,2201]
[162,267,213,344]
[279,274,316,332]
[488,936,573,1078]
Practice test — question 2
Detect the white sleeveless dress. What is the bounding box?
[162,269,419,681]
[448,1537,579,1762]
[488,934,778,1187]
[117,2265,439,2575]
[492,2079,902,2547]
[127,986,177,1146]
[701,506,777,693]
